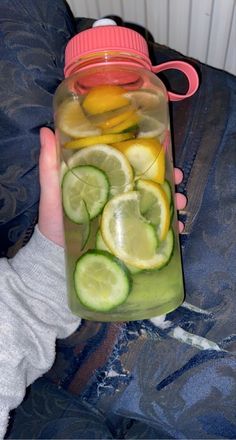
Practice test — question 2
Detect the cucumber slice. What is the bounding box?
[62,165,109,223]
[74,250,132,312]
[95,229,142,275]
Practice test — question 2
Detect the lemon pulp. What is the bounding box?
[101,191,161,269]
[115,138,165,184]
[136,178,170,240]
[57,99,101,138]
[82,85,130,115]
[67,144,134,195]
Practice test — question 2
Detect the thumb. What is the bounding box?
[38,127,64,247]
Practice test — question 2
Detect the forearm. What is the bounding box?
[0,227,80,438]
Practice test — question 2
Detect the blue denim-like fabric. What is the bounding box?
[2,1,236,439]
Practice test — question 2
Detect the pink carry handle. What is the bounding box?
[152,60,199,101]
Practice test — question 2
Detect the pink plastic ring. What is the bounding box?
[152,61,199,101]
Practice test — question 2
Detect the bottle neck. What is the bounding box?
[64,51,152,78]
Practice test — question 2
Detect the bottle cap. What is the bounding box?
[64,21,150,77]
[92,18,117,27]
[64,19,199,102]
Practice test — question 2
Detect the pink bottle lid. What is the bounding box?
[64,21,150,78]
[64,19,199,101]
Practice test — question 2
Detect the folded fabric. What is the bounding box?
[0,0,76,257]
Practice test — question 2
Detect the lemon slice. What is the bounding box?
[115,138,165,184]
[56,99,101,138]
[102,111,140,134]
[137,114,165,139]
[124,89,162,111]
[82,85,129,115]
[64,132,134,149]
[101,191,159,269]
[136,179,170,240]
[96,229,141,274]
[67,144,133,195]
[162,179,172,205]
[95,106,134,130]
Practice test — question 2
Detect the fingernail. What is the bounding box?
[175,193,187,208]
[178,220,185,234]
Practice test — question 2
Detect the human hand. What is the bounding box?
[38,127,64,247]
[38,127,187,246]
[174,168,187,233]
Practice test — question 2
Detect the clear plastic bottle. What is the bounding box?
[53,20,199,321]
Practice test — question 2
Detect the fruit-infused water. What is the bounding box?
[55,68,184,321]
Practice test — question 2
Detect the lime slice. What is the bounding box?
[124,89,162,111]
[136,179,170,240]
[67,144,134,195]
[96,229,141,274]
[74,250,132,311]
[64,132,134,149]
[115,138,165,184]
[62,165,109,222]
[82,85,129,115]
[101,191,160,269]
[56,99,101,138]
[137,114,165,139]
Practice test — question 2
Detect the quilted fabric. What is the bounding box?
[0,0,76,257]
[2,2,236,439]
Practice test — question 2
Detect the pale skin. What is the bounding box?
[38,127,187,246]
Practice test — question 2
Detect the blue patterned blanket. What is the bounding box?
[1,1,235,438]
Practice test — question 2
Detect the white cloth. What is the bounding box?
[0,227,81,438]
